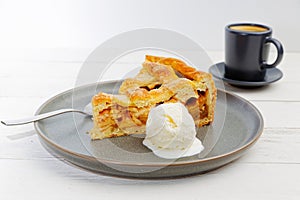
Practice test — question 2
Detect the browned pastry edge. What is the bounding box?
[90,55,217,140]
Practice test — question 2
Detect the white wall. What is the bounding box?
[0,0,299,51]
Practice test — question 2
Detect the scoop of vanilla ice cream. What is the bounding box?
[143,103,204,159]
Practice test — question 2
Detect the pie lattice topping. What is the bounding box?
[90,55,217,140]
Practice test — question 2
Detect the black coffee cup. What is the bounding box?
[225,23,284,81]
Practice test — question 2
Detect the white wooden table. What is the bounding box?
[0,49,299,200]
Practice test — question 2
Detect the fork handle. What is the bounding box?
[1,109,88,126]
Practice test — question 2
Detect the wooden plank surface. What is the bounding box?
[0,49,299,199]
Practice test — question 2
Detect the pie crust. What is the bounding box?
[89,55,217,140]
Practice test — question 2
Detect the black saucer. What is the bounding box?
[209,62,283,87]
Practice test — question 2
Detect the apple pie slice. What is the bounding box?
[89,55,217,140]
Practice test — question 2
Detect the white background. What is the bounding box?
[0,0,299,52]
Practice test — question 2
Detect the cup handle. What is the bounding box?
[262,37,284,69]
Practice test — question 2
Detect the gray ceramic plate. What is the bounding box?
[34,81,264,178]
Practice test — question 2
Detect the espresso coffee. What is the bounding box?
[225,23,283,81]
[230,25,268,33]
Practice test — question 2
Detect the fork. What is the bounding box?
[1,104,92,126]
